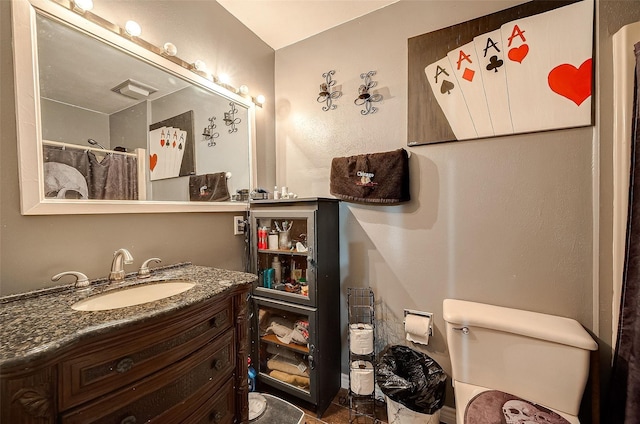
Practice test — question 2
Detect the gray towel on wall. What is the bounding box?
[189,172,230,201]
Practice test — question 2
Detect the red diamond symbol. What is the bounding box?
[462,68,475,82]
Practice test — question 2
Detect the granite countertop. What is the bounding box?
[0,263,257,368]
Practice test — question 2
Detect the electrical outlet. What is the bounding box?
[233,216,245,235]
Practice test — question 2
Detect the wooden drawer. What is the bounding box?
[61,328,235,424]
[184,381,235,424]
[60,297,232,410]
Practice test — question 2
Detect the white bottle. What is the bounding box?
[274,186,280,200]
[272,256,281,284]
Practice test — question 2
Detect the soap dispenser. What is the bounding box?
[272,256,281,284]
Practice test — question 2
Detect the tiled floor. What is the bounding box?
[298,388,388,424]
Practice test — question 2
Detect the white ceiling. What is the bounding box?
[216,0,399,50]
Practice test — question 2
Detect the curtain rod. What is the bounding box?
[43,140,138,157]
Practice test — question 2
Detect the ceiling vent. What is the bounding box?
[111,79,158,100]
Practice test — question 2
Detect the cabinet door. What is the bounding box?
[253,297,317,406]
[252,210,316,306]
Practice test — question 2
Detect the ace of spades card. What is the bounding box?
[425,57,479,140]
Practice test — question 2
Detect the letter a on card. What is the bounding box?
[424,56,478,140]
[500,0,593,133]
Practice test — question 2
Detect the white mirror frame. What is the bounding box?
[12,0,257,214]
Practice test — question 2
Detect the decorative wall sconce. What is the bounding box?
[202,116,220,146]
[224,102,241,133]
[317,70,342,111]
[355,71,383,115]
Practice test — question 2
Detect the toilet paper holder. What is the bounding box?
[404,309,433,337]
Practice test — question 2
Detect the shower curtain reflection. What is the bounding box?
[43,145,138,200]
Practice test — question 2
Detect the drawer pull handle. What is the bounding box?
[212,359,225,370]
[116,357,134,373]
[121,416,137,424]
[210,411,223,423]
[211,317,220,328]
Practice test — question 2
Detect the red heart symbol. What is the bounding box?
[508,44,529,63]
[150,154,158,171]
[160,139,165,147]
[548,58,592,106]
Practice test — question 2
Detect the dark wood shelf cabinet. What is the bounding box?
[1,285,250,424]
[249,198,340,418]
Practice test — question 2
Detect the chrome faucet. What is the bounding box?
[109,248,134,282]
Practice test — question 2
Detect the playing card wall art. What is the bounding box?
[149,111,195,181]
[407,0,594,145]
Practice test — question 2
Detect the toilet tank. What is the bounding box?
[443,299,597,416]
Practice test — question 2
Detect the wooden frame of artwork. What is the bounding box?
[408,0,594,146]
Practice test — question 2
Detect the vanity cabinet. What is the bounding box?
[249,198,340,417]
[0,283,250,424]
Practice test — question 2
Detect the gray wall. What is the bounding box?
[1,0,275,296]
[41,98,110,146]
[274,0,640,418]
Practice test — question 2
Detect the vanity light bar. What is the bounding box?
[48,0,265,107]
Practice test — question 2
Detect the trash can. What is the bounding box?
[376,345,446,424]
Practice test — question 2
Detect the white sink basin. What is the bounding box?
[72,280,196,311]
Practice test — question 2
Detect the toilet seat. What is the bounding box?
[453,381,580,424]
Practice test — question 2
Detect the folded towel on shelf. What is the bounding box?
[330,148,410,204]
[270,370,310,388]
[267,344,301,361]
[189,172,230,201]
[267,357,309,377]
[263,316,308,346]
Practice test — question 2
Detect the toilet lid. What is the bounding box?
[464,390,570,424]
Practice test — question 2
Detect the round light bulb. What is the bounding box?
[163,42,177,57]
[239,85,249,96]
[256,94,266,104]
[218,73,230,84]
[73,0,93,12]
[125,20,142,37]
[194,60,207,71]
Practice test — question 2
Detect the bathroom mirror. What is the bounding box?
[12,0,256,214]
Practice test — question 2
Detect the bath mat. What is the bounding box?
[249,393,305,424]
[465,390,570,424]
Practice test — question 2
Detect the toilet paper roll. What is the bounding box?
[350,360,375,395]
[349,323,374,354]
[405,313,431,345]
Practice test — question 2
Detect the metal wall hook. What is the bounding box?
[202,116,220,146]
[317,70,342,111]
[354,71,382,115]
[224,102,241,133]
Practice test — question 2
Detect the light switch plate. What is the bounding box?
[233,216,245,235]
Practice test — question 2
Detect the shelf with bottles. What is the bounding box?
[256,304,312,394]
[256,218,309,252]
[256,253,311,298]
[257,248,308,256]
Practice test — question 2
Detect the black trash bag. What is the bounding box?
[376,345,446,415]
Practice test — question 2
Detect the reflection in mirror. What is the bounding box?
[13,0,256,214]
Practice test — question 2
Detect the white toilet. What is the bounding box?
[443,299,598,424]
